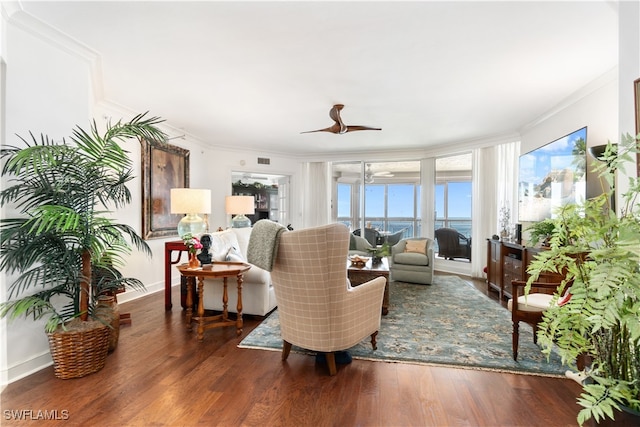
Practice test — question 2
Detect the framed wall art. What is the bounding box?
[141,139,190,239]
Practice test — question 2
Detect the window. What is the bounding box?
[337,183,352,229]
[435,181,472,237]
[333,161,421,238]
[434,153,472,260]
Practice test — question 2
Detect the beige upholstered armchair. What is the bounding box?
[270,223,386,375]
[389,238,434,285]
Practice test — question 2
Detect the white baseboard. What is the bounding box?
[1,280,173,386]
[2,350,52,386]
[116,280,166,304]
[434,258,472,276]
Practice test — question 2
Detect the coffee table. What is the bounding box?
[347,258,389,315]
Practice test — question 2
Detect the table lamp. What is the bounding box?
[225,195,255,228]
[170,188,211,237]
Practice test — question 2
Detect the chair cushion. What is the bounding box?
[393,252,429,266]
[404,239,426,254]
[507,293,553,312]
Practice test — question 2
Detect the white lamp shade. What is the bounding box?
[225,196,255,215]
[170,188,211,214]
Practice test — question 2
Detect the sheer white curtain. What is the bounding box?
[470,141,520,278]
[420,158,435,238]
[496,142,520,234]
[300,161,331,228]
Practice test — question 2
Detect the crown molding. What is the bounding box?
[6,5,104,103]
[519,66,618,134]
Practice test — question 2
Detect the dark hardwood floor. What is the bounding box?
[1,275,585,426]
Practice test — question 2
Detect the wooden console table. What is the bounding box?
[165,240,188,311]
[486,239,560,299]
[177,262,251,341]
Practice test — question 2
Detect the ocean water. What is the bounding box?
[339,220,472,239]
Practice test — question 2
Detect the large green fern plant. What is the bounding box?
[0,113,166,332]
[526,133,640,425]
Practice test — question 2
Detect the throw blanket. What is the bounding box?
[247,220,287,272]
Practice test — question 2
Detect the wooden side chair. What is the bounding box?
[508,279,567,361]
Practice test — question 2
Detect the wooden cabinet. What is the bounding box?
[487,239,502,295]
[486,240,559,300]
[232,184,278,225]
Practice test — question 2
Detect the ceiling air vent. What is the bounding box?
[257,157,270,165]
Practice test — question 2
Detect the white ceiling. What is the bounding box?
[16,1,619,157]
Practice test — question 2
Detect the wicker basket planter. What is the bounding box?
[47,319,110,379]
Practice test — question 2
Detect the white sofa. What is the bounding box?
[199,228,277,316]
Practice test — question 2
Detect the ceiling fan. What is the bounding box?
[364,164,393,183]
[301,104,381,135]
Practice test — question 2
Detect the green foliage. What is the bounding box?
[526,133,640,425]
[0,113,166,332]
[526,218,556,246]
[376,241,391,257]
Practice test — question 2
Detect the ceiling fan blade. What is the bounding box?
[345,125,382,132]
[300,123,342,134]
[302,104,380,135]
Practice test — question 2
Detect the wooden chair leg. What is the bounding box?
[282,340,292,361]
[370,331,378,350]
[325,352,337,376]
[512,321,519,361]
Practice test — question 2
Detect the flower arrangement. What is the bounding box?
[499,206,510,237]
[182,233,203,254]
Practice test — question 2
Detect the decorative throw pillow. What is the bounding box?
[226,245,246,262]
[404,239,426,254]
[349,233,357,250]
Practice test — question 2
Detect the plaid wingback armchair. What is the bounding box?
[270,223,386,375]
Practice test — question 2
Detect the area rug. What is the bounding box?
[239,275,566,377]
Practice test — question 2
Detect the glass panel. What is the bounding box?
[364,185,384,217]
[388,184,414,217]
[337,183,351,218]
[434,153,473,259]
[435,184,444,221]
[447,181,472,237]
[333,160,421,237]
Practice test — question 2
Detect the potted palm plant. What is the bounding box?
[0,113,166,378]
[526,133,640,425]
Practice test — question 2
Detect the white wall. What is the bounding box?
[616,0,640,200]
[520,71,618,202]
[1,1,7,390]
[0,8,302,384]
[2,9,94,384]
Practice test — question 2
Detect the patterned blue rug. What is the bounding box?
[239,275,566,377]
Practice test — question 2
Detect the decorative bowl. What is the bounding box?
[349,255,370,267]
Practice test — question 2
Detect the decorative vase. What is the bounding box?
[189,252,200,269]
[95,295,120,352]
